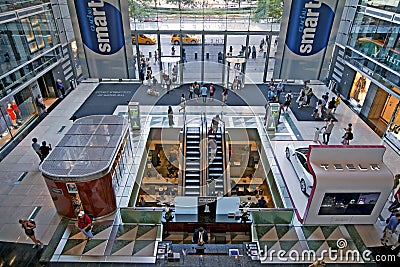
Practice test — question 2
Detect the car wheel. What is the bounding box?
[174,40,179,45]
[285,147,290,160]
[145,41,150,44]
[300,179,307,194]
[191,40,196,44]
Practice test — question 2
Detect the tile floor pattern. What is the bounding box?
[257,225,364,263]
[56,223,159,258]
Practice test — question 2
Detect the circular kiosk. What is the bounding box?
[40,115,130,219]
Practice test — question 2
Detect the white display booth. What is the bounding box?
[303,145,393,224]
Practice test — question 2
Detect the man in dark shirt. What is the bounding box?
[39,141,52,163]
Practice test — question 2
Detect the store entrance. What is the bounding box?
[367,88,399,137]
[37,72,57,108]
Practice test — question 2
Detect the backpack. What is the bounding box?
[285,93,292,102]
[347,132,353,140]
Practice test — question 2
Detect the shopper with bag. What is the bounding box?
[77,210,93,240]
[19,219,43,248]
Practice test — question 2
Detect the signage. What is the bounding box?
[51,188,63,195]
[66,182,78,194]
[274,0,345,80]
[74,0,124,55]
[128,102,140,130]
[69,0,134,78]
[286,0,334,56]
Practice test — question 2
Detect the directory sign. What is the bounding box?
[128,102,140,130]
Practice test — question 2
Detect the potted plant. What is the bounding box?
[241,209,249,223]
[164,207,174,222]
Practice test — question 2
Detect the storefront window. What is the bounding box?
[349,73,371,111]
[359,0,400,12]
[0,86,38,149]
[386,102,400,146]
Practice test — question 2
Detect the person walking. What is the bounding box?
[341,124,353,145]
[19,219,43,249]
[77,211,93,240]
[209,83,215,101]
[322,119,335,145]
[326,97,336,118]
[194,82,200,103]
[39,141,52,163]
[284,90,292,112]
[188,83,194,100]
[221,87,229,105]
[179,94,186,112]
[31,138,42,161]
[305,87,313,106]
[333,93,341,114]
[200,84,207,103]
[168,106,174,127]
[297,88,306,108]
[381,212,400,246]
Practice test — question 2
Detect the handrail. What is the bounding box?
[201,112,207,196]
[220,118,227,196]
[181,109,187,195]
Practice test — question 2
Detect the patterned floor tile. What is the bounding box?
[307,227,325,240]
[82,239,107,255]
[280,227,299,241]
[111,240,135,255]
[116,225,138,240]
[132,240,155,256]
[61,239,87,255]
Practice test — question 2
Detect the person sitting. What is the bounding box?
[258,196,267,208]
[192,227,208,246]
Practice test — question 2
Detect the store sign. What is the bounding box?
[74,0,124,55]
[286,0,334,56]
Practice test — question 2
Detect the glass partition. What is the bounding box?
[204,34,224,83]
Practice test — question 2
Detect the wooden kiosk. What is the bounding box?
[40,115,130,219]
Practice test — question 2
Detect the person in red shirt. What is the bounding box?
[11,100,21,120]
[77,211,93,240]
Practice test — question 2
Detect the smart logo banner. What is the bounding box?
[75,0,124,55]
[286,0,334,56]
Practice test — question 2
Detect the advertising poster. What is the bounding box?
[68,0,134,78]
[274,0,345,80]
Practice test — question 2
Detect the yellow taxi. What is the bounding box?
[171,34,199,45]
[131,34,156,45]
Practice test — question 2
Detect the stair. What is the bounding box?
[184,127,201,196]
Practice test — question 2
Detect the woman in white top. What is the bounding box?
[179,93,186,112]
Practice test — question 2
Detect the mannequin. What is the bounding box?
[354,76,366,102]
[6,103,17,128]
[11,100,22,123]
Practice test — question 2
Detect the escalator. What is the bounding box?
[207,122,226,196]
[183,126,201,196]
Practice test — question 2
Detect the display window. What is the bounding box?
[386,103,400,147]
[319,192,380,215]
[349,73,371,111]
[0,86,38,148]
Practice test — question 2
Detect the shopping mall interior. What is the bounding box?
[0,1,399,266]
